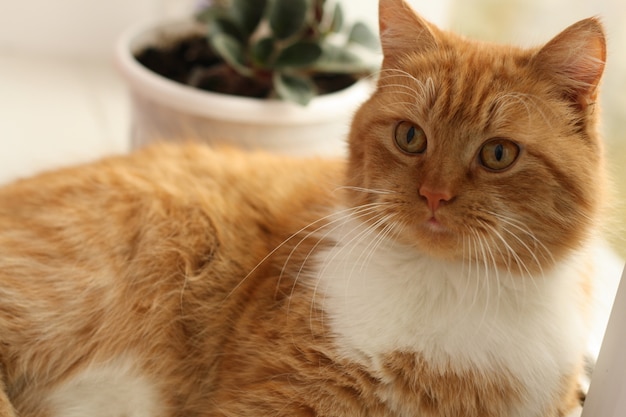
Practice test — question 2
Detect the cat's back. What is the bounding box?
[0,142,342,273]
[0,143,342,414]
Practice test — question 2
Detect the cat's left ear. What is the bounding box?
[532,17,606,110]
[378,0,439,64]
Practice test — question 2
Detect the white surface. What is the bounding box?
[0,0,197,59]
[0,51,129,185]
[582,265,626,417]
[0,0,196,185]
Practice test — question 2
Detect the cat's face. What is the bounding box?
[346,0,606,275]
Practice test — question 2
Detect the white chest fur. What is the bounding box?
[311,215,589,416]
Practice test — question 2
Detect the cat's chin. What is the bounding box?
[398,219,462,261]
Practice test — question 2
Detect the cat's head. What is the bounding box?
[346,0,606,275]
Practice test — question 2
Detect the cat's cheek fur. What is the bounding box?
[311,213,590,416]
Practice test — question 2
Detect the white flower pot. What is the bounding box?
[115,19,374,156]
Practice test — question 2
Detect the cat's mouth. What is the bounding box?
[404,214,462,260]
[424,216,451,234]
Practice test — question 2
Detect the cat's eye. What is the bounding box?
[479,138,521,171]
[394,121,427,154]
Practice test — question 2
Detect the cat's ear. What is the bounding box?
[532,18,606,110]
[378,0,439,63]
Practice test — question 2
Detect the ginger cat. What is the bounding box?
[0,0,608,415]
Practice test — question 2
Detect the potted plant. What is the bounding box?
[116,0,379,156]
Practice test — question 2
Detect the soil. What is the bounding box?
[135,34,358,99]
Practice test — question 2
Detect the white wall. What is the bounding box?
[0,0,451,60]
[0,0,194,59]
[342,0,452,30]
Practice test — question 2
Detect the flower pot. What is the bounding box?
[115,19,374,156]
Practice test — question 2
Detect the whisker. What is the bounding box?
[334,186,396,195]
[286,204,388,303]
[337,213,398,307]
[348,212,400,288]
[480,222,541,298]
[223,203,383,301]
[375,70,437,109]
[466,228,483,314]
[492,92,558,129]
[475,229,493,333]
[486,211,555,265]
[294,204,399,326]
[310,209,396,314]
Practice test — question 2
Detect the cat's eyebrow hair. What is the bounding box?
[382,72,438,111]
[482,92,527,132]
[483,100,500,132]
[420,77,438,109]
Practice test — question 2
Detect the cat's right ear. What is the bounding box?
[532,18,606,111]
[378,0,439,64]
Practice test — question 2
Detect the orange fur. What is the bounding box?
[0,0,608,416]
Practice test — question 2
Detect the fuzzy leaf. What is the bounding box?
[329,3,344,33]
[196,6,225,24]
[273,72,316,105]
[209,16,244,42]
[251,37,275,67]
[313,43,375,73]
[268,0,309,40]
[231,0,267,36]
[275,41,322,68]
[348,22,380,50]
[199,6,245,41]
[209,32,253,77]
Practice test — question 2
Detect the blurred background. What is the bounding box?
[0,0,624,256]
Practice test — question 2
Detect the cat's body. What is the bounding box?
[0,0,612,416]
[0,145,345,416]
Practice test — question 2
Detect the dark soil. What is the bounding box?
[135,34,358,99]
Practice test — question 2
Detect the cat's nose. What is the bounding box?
[419,185,454,213]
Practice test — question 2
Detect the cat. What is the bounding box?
[0,0,609,415]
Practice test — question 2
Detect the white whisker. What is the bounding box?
[300,203,403,328]
[492,92,558,130]
[376,69,437,110]
[486,211,555,266]
[334,186,396,195]
[223,203,383,302]
[284,204,386,306]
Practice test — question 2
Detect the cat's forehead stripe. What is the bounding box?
[418,49,534,133]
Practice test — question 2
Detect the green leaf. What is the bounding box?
[348,22,380,50]
[268,0,309,40]
[273,72,316,105]
[275,41,322,68]
[196,6,227,24]
[208,32,254,77]
[313,43,376,74]
[251,37,275,67]
[329,3,344,33]
[231,0,268,36]
[209,17,244,42]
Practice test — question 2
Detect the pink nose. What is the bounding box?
[419,185,453,212]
